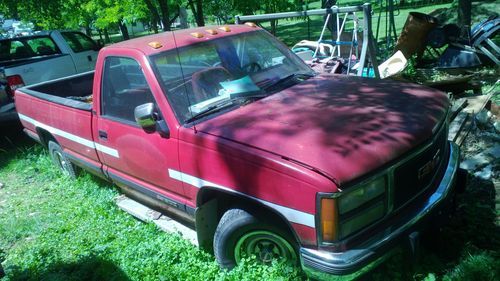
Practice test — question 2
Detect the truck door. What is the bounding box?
[94,55,187,208]
[60,32,98,72]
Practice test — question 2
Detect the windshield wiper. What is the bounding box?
[229,90,268,100]
[185,100,236,123]
[263,72,315,91]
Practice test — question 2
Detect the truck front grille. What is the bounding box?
[393,124,448,210]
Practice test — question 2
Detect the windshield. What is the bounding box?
[150,30,315,124]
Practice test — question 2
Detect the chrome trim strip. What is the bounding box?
[386,169,395,213]
[168,169,316,228]
[18,113,120,158]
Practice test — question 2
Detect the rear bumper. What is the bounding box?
[0,102,18,122]
[300,142,460,279]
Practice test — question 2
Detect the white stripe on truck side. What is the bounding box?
[18,113,120,158]
[19,113,315,228]
[168,169,316,228]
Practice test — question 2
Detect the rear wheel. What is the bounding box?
[48,141,77,178]
[213,208,298,269]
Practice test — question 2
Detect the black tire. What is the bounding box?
[213,208,298,269]
[48,141,78,178]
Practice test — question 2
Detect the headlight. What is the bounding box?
[319,176,387,243]
[338,176,386,215]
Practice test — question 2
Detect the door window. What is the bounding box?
[101,57,157,124]
[61,32,97,53]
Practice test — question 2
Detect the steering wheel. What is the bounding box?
[242,62,262,73]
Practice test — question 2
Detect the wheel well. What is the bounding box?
[195,187,300,254]
[36,128,57,148]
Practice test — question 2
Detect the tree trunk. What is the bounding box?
[270,20,278,35]
[188,0,205,27]
[157,0,171,31]
[104,28,111,43]
[195,0,205,26]
[168,11,180,28]
[118,21,130,40]
[457,0,471,29]
[85,26,92,37]
[151,19,159,33]
[144,0,160,33]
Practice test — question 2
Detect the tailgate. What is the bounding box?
[5,54,77,85]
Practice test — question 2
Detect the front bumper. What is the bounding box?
[300,142,460,280]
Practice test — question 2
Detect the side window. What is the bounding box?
[101,57,157,124]
[26,37,60,56]
[9,41,24,55]
[61,32,96,53]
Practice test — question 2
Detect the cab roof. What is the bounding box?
[109,24,262,56]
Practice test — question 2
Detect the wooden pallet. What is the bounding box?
[116,195,198,245]
[448,91,494,146]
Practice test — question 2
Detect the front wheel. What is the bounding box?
[213,208,298,269]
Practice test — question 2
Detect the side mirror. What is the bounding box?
[134,103,170,138]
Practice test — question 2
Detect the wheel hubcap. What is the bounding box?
[53,151,69,175]
[234,230,297,265]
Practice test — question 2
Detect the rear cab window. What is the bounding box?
[0,36,61,61]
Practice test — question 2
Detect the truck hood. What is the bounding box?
[196,74,449,185]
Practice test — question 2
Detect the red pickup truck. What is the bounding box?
[15,24,460,279]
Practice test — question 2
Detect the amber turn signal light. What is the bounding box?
[190,32,204,38]
[218,26,231,32]
[147,41,163,49]
[320,198,338,242]
[205,29,218,35]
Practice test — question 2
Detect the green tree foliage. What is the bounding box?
[232,0,301,34]
[0,0,64,29]
[205,0,234,24]
[0,0,303,39]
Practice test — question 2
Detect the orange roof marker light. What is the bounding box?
[245,22,257,28]
[218,26,231,32]
[205,29,218,35]
[190,32,204,38]
[148,41,163,49]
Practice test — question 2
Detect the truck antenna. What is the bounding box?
[171,29,197,132]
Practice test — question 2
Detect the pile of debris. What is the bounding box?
[460,109,499,181]
[381,13,499,93]
[455,100,500,225]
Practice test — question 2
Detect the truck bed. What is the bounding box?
[19,71,94,111]
[15,71,100,165]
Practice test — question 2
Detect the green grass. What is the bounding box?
[0,141,302,280]
[1,124,499,280]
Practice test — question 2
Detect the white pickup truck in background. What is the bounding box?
[0,30,101,122]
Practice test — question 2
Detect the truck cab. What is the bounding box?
[0,30,100,122]
[15,25,460,280]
